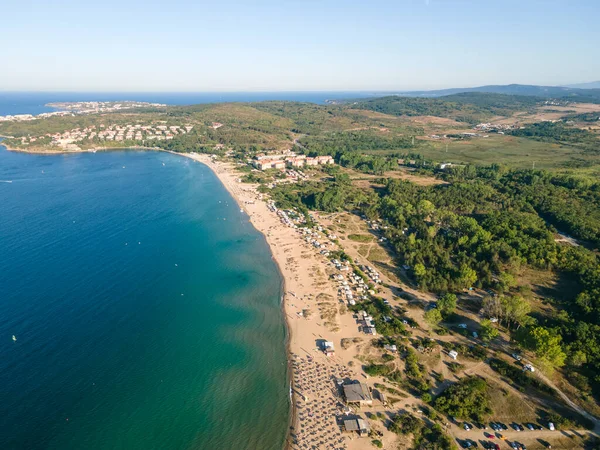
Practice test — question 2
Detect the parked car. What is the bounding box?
[464,422,471,431]
[526,423,535,430]
[512,353,522,361]
[548,422,555,431]
[511,423,521,431]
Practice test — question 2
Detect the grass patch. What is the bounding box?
[348,233,374,243]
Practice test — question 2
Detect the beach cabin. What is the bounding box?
[323,341,335,357]
[363,326,377,336]
[343,417,370,437]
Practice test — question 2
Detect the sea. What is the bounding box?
[0,92,337,449]
[0,91,381,116]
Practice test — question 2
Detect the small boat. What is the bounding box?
[0,180,12,183]
[12,335,16,342]
[162,163,165,166]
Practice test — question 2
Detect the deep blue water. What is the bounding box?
[0,96,289,449]
[0,91,381,116]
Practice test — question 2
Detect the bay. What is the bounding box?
[0,145,289,449]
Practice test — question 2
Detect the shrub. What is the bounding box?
[364,363,393,377]
[488,358,555,395]
[434,376,492,422]
[390,413,423,435]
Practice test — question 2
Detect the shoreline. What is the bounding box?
[0,143,162,154]
[177,153,373,450]
[171,152,296,449]
[173,153,297,449]
[0,144,298,448]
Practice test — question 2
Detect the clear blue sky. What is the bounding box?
[3,0,599,91]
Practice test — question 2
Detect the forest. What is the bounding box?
[269,162,600,401]
[508,121,600,152]
[350,93,542,124]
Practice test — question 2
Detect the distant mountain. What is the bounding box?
[564,81,600,89]
[349,92,545,125]
[396,83,600,102]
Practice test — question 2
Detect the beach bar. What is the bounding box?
[342,381,373,406]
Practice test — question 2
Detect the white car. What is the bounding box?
[548,422,555,431]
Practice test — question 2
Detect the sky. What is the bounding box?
[2,0,599,92]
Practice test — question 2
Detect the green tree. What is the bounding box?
[458,264,477,288]
[480,319,499,342]
[417,199,435,218]
[502,296,532,329]
[438,293,457,317]
[434,376,492,421]
[414,263,426,278]
[519,326,567,368]
[390,413,423,435]
[424,308,443,326]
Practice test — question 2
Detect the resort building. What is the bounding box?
[286,156,307,168]
[253,154,335,170]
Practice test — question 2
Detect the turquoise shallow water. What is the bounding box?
[0,147,289,450]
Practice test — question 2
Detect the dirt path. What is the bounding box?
[534,371,600,433]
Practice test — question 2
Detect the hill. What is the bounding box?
[396,83,600,103]
[1,95,599,171]
[565,81,600,89]
[348,92,542,124]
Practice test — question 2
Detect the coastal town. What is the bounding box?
[0,101,164,123]
[14,123,194,150]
